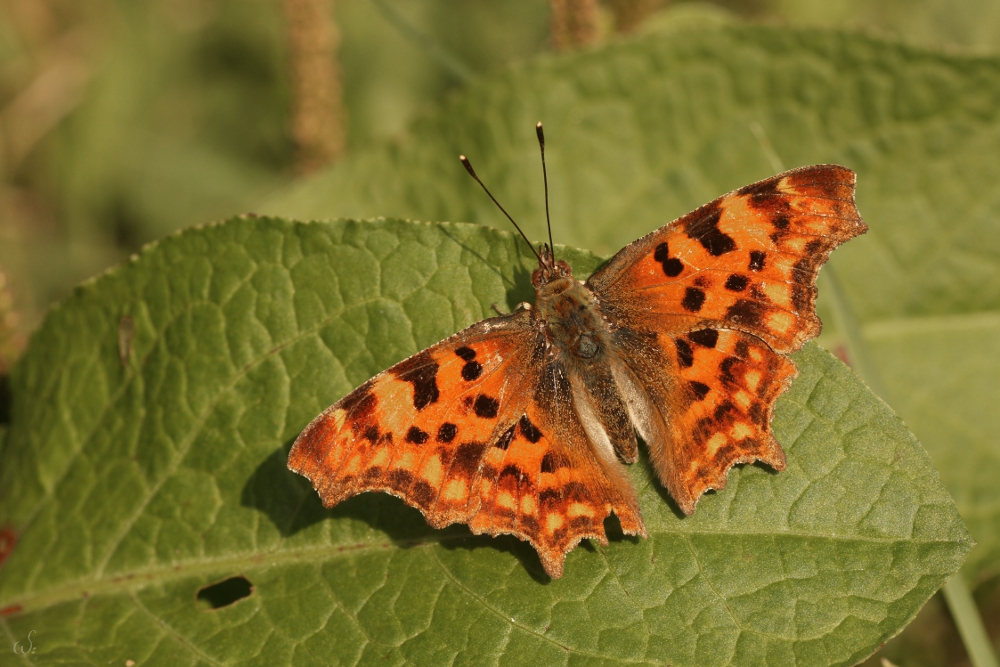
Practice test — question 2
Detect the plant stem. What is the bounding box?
[283,0,345,173]
[943,574,1000,667]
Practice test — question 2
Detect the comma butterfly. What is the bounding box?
[288,124,867,578]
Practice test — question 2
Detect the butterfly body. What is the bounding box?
[289,164,867,578]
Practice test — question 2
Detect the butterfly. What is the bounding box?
[288,127,867,578]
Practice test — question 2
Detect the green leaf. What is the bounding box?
[0,216,970,666]
[262,22,1000,582]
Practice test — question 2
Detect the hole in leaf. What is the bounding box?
[196,576,253,610]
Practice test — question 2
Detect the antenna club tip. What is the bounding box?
[536,121,542,129]
[459,155,477,177]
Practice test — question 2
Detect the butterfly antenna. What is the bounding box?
[536,121,554,261]
[459,154,541,262]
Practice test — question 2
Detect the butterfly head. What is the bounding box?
[531,243,574,291]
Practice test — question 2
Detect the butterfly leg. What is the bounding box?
[491,302,533,316]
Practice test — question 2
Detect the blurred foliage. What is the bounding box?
[1,0,999,665]
[3,0,1000,328]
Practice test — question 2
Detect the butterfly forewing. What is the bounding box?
[289,311,540,519]
[590,165,865,353]
[470,360,644,577]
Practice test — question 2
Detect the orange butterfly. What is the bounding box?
[289,125,866,578]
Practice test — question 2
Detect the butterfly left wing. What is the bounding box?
[289,311,542,523]
[289,309,644,578]
[589,165,866,513]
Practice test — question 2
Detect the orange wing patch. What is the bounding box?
[593,165,866,353]
[470,375,644,578]
[662,327,796,513]
[289,313,539,522]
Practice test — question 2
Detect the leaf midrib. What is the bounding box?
[0,529,964,614]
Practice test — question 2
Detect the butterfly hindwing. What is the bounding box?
[471,360,644,577]
[667,329,796,494]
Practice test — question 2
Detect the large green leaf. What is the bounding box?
[0,216,969,666]
[262,21,1000,583]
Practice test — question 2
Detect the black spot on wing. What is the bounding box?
[690,381,710,401]
[688,329,718,348]
[738,178,782,207]
[494,424,516,450]
[453,442,487,478]
[682,287,706,312]
[663,258,684,277]
[720,357,739,384]
[725,299,766,328]
[406,426,429,445]
[339,383,377,422]
[539,488,561,504]
[499,465,524,483]
[653,242,668,262]
[455,346,476,361]
[748,251,766,272]
[791,284,814,312]
[675,339,694,368]
[473,395,500,419]
[805,239,826,255]
[437,423,457,443]
[519,415,543,443]
[461,361,483,381]
[411,480,436,508]
[388,469,413,492]
[653,242,684,277]
[541,452,569,473]
[394,353,440,410]
[713,443,738,465]
[685,206,737,256]
[725,274,749,292]
[714,401,736,421]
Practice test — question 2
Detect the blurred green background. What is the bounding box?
[5,0,1000,339]
[1,1,999,664]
